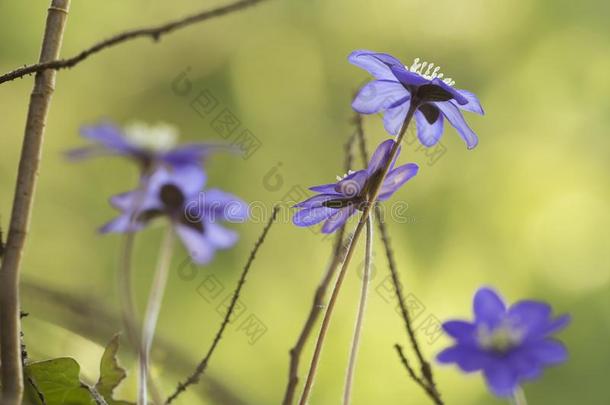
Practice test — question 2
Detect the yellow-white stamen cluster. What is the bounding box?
[408,58,455,86]
[477,323,523,353]
[124,121,178,151]
[336,169,355,182]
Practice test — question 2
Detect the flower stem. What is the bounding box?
[138,227,175,405]
[298,105,417,405]
[511,387,528,405]
[343,214,373,405]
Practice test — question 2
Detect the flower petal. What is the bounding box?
[80,123,135,154]
[293,206,336,227]
[161,143,217,167]
[525,339,568,366]
[508,300,552,341]
[383,99,411,136]
[352,80,410,114]
[175,224,215,265]
[442,320,477,345]
[378,163,418,200]
[483,363,518,397]
[437,345,492,372]
[540,314,571,337]
[294,194,340,209]
[348,50,404,81]
[435,101,479,149]
[415,109,444,147]
[453,89,484,115]
[98,214,144,234]
[389,65,430,87]
[205,222,239,249]
[367,139,397,175]
[322,206,357,234]
[309,183,341,194]
[473,287,506,328]
[430,78,469,105]
[184,188,249,223]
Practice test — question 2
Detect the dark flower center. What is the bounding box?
[160,184,185,211]
[415,83,454,102]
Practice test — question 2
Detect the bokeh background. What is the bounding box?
[1,0,609,404]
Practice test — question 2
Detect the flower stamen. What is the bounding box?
[125,121,178,151]
[408,57,455,86]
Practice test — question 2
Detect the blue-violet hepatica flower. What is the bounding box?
[101,166,248,264]
[437,287,570,397]
[350,50,484,149]
[292,140,418,234]
[67,121,220,173]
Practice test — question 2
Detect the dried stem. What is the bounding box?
[354,112,442,404]
[282,133,356,405]
[165,207,279,404]
[298,106,417,405]
[139,227,175,405]
[343,215,373,405]
[0,0,270,85]
[0,1,71,403]
[394,344,442,405]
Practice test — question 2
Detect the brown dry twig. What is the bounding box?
[166,206,279,404]
[0,0,270,85]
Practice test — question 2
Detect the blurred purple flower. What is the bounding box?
[101,166,248,264]
[67,121,221,173]
[292,140,418,234]
[349,50,484,149]
[437,287,570,397]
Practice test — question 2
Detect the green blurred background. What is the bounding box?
[1,0,609,404]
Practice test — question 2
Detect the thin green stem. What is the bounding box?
[343,215,373,405]
[138,227,175,405]
[511,387,528,405]
[298,104,417,405]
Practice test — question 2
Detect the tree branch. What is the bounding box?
[0,0,270,85]
[354,113,443,404]
[0,2,71,403]
[281,133,356,405]
[165,206,279,404]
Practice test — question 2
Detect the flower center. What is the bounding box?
[477,323,523,353]
[124,121,178,151]
[407,58,455,86]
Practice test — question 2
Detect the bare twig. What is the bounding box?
[394,345,442,405]
[354,113,443,404]
[0,2,71,403]
[165,207,279,404]
[0,0,270,85]
[282,134,356,405]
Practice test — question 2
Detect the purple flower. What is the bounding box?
[437,287,570,397]
[349,50,484,149]
[67,121,221,173]
[292,140,418,234]
[101,166,248,264]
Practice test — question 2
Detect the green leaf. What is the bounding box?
[25,358,97,405]
[95,334,133,405]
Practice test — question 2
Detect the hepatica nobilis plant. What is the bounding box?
[67,121,223,173]
[69,121,248,405]
[350,50,484,148]
[438,287,570,402]
[289,49,568,405]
